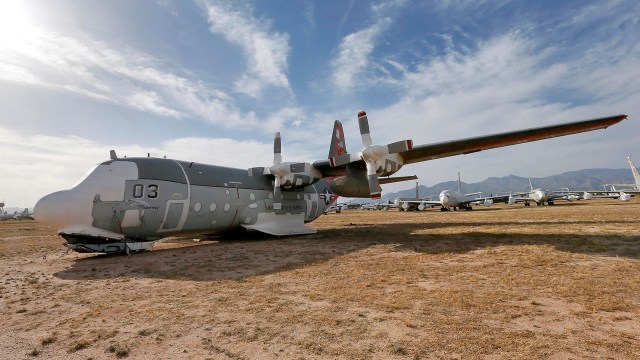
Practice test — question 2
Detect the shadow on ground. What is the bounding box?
[55,219,640,282]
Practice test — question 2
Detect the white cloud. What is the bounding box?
[199,0,291,97]
[0,125,326,207]
[0,24,258,128]
[331,0,406,91]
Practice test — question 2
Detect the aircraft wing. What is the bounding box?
[399,115,626,164]
[457,194,513,206]
[312,114,626,176]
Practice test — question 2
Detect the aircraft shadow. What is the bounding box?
[54,220,640,282]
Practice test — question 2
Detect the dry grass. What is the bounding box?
[0,200,639,359]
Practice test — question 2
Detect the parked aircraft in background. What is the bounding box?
[14,208,34,220]
[0,211,17,221]
[394,182,435,211]
[33,111,626,254]
[397,173,513,211]
[323,202,349,214]
[606,156,640,191]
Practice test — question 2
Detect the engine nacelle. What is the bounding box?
[277,163,322,189]
[483,199,493,207]
[418,202,426,211]
[330,176,372,198]
[620,192,632,202]
[508,196,516,205]
[372,153,404,177]
[582,192,593,200]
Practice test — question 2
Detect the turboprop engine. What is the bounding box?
[249,132,321,209]
[329,111,411,198]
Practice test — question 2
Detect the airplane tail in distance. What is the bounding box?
[328,120,347,159]
[627,156,640,188]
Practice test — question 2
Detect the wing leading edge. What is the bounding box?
[399,115,627,164]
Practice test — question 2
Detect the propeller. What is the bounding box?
[330,111,413,198]
[248,132,317,210]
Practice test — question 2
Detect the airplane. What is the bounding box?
[599,156,640,200]
[13,208,34,220]
[400,173,510,211]
[504,176,588,206]
[33,111,627,254]
[568,157,640,202]
[323,202,349,214]
[394,182,436,211]
[0,211,17,221]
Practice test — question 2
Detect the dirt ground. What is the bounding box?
[1,200,640,359]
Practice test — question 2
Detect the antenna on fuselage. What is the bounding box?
[110,150,117,160]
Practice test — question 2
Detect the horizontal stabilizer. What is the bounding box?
[379,175,418,185]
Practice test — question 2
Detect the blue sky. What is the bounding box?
[0,0,638,207]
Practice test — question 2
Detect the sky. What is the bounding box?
[0,0,639,207]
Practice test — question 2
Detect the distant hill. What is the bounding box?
[380,168,635,201]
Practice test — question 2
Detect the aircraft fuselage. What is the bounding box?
[34,158,335,253]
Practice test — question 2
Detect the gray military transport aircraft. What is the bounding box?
[33,111,627,254]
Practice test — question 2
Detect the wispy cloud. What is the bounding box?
[0,26,259,128]
[198,0,291,97]
[331,0,406,91]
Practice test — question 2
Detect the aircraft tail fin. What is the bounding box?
[528,174,534,191]
[328,120,347,159]
[627,156,640,189]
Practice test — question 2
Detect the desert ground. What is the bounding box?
[1,200,640,359]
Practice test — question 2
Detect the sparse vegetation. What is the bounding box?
[1,203,640,358]
[106,343,130,358]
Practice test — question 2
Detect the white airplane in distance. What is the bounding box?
[395,182,435,211]
[323,202,349,214]
[33,111,627,254]
[14,208,34,220]
[506,176,580,206]
[603,156,640,195]
[576,156,640,202]
[400,173,508,211]
[0,211,17,221]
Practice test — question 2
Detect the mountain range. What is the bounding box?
[379,168,635,202]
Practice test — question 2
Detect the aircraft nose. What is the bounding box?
[34,191,67,227]
[34,190,92,229]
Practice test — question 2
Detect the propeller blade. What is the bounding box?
[329,153,360,167]
[358,111,372,147]
[368,174,382,199]
[273,132,282,164]
[273,176,282,210]
[386,139,413,154]
[248,167,268,176]
[365,160,382,198]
